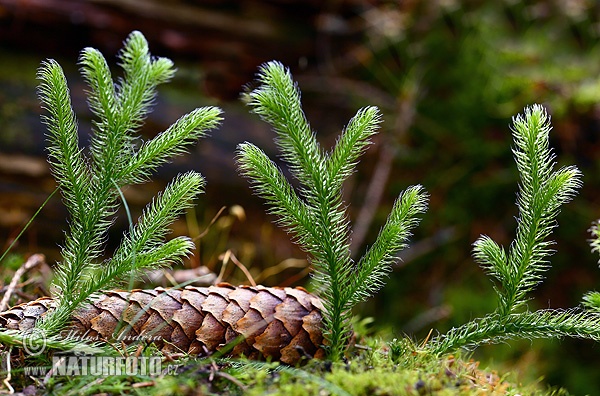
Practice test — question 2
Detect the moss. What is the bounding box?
[200,345,552,396]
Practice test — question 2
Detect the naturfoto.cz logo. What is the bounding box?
[22,356,179,377]
[17,328,179,377]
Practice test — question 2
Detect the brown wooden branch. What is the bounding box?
[0,283,325,365]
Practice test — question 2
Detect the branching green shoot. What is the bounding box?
[36,31,222,335]
[429,104,600,355]
[236,61,428,361]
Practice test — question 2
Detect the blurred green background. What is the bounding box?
[2,0,600,393]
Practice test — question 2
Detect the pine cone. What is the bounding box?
[0,283,325,364]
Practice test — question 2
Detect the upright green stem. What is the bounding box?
[35,31,222,335]
[238,61,426,360]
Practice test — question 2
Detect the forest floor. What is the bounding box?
[3,340,557,396]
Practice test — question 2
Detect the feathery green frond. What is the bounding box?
[114,171,204,260]
[349,185,428,305]
[503,105,583,314]
[116,31,175,133]
[123,107,223,183]
[248,61,323,191]
[469,105,583,317]
[80,237,195,303]
[237,142,317,249]
[0,328,106,355]
[37,60,90,221]
[79,47,116,126]
[35,31,221,335]
[327,106,382,193]
[582,222,600,313]
[590,220,600,259]
[38,59,107,307]
[430,309,600,356]
[428,104,592,356]
[473,235,509,294]
[583,291,600,313]
[238,61,427,360]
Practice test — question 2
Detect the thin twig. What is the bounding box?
[349,144,395,255]
[0,254,45,312]
[75,378,104,396]
[350,95,417,256]
[279,266,312,288]
[193,206,227,241]
[420,328,434,349]
[216,250,257,286]
[214,251,229,285]
[214,370,248,391]
[1,348,13,394]
[255,258,308,283]
[132,381,156,388]
[44,355,65,385]
[228,252,257,287]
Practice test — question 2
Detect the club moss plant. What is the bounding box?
[236,61,428,361]
[35,30,222,335]
[426,105,600,355]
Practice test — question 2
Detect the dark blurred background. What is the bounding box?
[2,0,600,393]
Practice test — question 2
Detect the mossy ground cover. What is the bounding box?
[7,342,555,395]
[0,262,559,396]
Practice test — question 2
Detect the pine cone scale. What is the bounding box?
[172,302,203,340]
